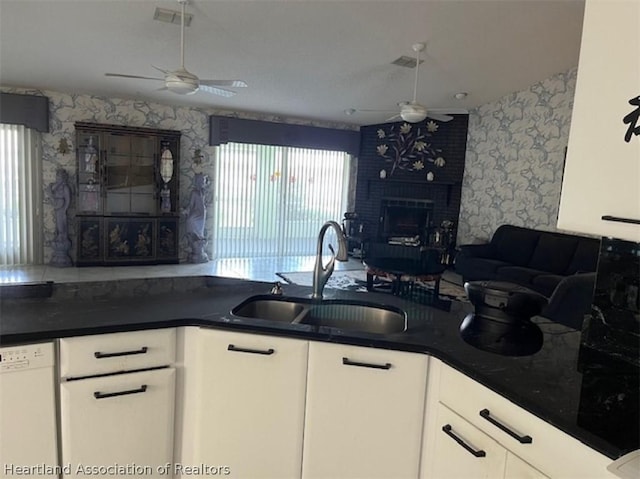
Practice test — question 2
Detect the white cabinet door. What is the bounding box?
[302,342,428,479]
[60,368,175,478]
[557,0,640,242]
[427,403,507,479]
[181,329,308,479]
[435,361,615,479]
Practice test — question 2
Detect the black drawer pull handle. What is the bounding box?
[442,425,486,457]
[342,357,392,370]
[479,409,532,444]
[601,215,640,225]
[227,344,275,355]
[94,346,148,359]
[94,385,147,399]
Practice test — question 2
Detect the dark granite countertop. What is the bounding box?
[0,275,636,461]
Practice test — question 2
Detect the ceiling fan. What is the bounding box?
[348,43,453,123]
[105,0,247,98]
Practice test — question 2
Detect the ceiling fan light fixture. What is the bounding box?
[167,83,198,95]
[165,74,199,95]
[400,110,427,123]
[400,104,428,123]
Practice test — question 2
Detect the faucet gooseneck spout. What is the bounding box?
[312,221,349,300]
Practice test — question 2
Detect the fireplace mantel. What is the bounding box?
[366,179,462,206]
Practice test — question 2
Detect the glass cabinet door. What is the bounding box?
[77,133,102,213]
[130,135,156,214]
[105,134,156,215]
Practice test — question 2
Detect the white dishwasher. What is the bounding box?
[0,342,58,478]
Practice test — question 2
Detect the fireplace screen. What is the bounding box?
[379,198,433,243]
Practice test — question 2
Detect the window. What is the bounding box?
[0,124,42,265]
[212,143,350,258]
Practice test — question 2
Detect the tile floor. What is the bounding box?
[0,256,366,285]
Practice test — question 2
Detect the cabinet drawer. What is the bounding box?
[60,328,175,378]
[429,403,507,479]
[60,368,175,478]
[439,364,614,478]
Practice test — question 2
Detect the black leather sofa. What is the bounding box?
[455,225,600,298]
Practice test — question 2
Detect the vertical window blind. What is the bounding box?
[0,124,43,265]
[212,143,350,258]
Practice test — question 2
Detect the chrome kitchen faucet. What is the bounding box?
[312,221,348,300]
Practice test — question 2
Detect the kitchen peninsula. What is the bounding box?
[1,274,636,478]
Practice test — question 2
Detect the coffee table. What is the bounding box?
[364,257,446,297]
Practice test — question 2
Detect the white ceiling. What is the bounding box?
[0,0,585,127]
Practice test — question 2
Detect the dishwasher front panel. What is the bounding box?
[0,342,58,479]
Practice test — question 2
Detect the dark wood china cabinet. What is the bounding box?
[75,122,181,265]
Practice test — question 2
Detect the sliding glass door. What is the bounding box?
[213,143,349,258]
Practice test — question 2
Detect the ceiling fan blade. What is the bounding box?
[200,79,248,88]
[356,108,398,113]
[427,112,454,122]
[199,84,236,97]
[105,73,164,81]
[151,65,170,75]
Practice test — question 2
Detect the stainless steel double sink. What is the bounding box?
[231,295,407,335]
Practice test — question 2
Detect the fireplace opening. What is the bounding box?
[379,197,433,245]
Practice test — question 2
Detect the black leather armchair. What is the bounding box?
[540,272,596,330]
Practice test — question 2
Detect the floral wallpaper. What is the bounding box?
[457,68,578,245]
[0,86,356,263]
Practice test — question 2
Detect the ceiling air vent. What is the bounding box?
[153,7,193,26]
[391,56,424,68]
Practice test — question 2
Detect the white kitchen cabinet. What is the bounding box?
[422,359,616,479]
[301,342,429,479]
[557,0,640,242]
[426,402,549,479]
[60,368,176,478]
[428,403,508,479]
[59,329,177,478]
[178,328,308,479]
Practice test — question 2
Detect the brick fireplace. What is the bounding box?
[353,115,469,258]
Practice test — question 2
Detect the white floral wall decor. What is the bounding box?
[376,121,445,176]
